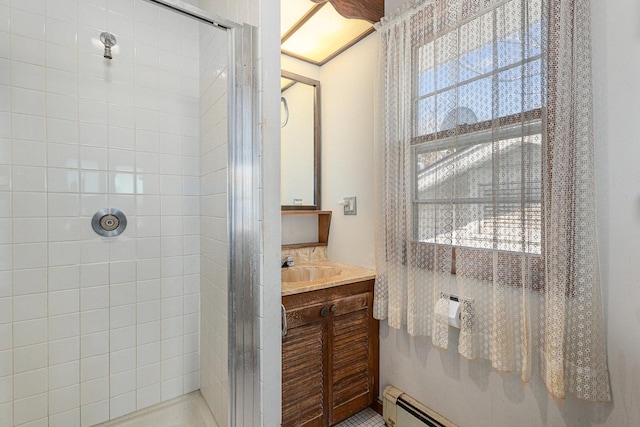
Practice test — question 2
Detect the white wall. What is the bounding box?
[0,2,204,426]
[280,34,378,270]
[592,0,640,424]
[259,6,284,423]
[377,1,640,426]
[320,34,377,269]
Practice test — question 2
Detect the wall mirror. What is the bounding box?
[281,70,321,210]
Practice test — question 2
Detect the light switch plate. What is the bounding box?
[343,197,357,215]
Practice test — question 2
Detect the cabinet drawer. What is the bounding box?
[328,292,369,316]
[285,302,326,329]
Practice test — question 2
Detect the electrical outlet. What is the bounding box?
[343,197,357,215]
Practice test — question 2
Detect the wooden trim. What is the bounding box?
[282,210,333,216]
[371,398,383,415]
[282,205,320,211]
[281,80,296,93]
[281,3,326,44]
[281,71,321,88]
[318,212,331,246]
[409,241,544,290]
[315,75,322,211]
[282,279,374,308]
[281,71,321,211]
[282,242,328,250]
[281,27,376,67]
[411,109,543,146]
[281,211,332,249]
[450,246,456,275]
[369,290,380,418]
[310,0,384,24]
[282,50,323,67]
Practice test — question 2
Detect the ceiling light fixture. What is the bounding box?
[280,0,383,66]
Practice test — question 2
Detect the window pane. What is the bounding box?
[496,0,524,68]
[459,11,494,82]
[526,0,543,54]
[414,134,542,254]
[457,201,541,252]
[416,42,435,97]
[415,203,453,244]
[523,58,543,111]
[416,200,541,253]
[498,59,542,117]
[498,65,524,117]
[435,31,459,90]
[412,0,543,255]
[416,143,493,201]
[457,76,492,124]
[436,89,458,131]
[415,96,436,136]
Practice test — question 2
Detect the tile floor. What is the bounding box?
[335,408,386,427]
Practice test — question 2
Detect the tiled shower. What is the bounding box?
[0,0,230,426]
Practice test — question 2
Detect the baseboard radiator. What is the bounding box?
[382,386,457,427]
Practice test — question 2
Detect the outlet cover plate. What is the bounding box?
[344,197,357,215]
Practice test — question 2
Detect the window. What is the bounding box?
[375,0,612,403]
[411,0,544,256]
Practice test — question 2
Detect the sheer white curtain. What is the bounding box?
[374,0,611,401]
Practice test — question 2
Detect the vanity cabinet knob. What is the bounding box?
[320,307,329,317]
[330,305,338,314]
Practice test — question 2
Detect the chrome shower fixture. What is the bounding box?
[100,32,117,59]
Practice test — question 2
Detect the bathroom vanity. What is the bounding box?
[281,256,378,427]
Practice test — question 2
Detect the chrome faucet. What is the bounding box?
[281,256,295,268]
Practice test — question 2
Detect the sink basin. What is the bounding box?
[281,265,342,283]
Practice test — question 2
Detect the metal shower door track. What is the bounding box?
[147,0,239,30]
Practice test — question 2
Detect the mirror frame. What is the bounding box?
[281,70,321,211]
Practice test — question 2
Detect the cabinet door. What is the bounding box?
[328,291,376,425]
[282,302,328,427]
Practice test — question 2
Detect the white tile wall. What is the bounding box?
[198,23,229,427]
[1,1,213,426]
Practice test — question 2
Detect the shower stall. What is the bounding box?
[0,0,260,426]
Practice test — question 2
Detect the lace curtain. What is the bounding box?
[374,0,611,401]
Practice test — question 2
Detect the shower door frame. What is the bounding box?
[227,22,261,427]
[147,2,261,426]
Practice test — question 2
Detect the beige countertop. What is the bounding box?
[281,261,376,296]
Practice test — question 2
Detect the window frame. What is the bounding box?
[408,0,545,283]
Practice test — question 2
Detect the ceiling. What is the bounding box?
[280,0,384,66]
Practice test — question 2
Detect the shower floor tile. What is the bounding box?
[335,408,386,427]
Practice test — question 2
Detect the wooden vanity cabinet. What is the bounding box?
[282,280,379,427]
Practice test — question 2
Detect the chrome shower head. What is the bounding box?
[100,32,117,59]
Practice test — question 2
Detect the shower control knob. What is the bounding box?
[100,214,120,231]
[92,208,127,237]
